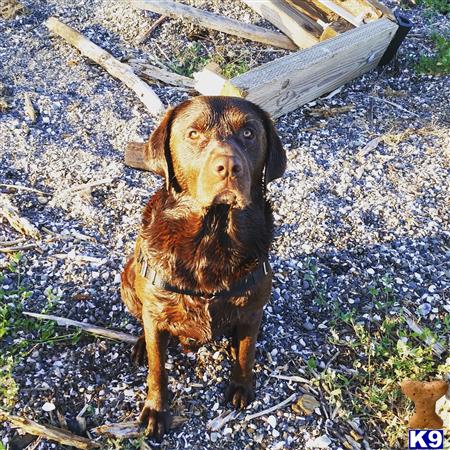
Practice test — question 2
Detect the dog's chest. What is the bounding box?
[159,294,250,350]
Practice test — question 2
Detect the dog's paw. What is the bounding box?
[226,382,255,409]
[139,403,171,439]
[131,335,147,366]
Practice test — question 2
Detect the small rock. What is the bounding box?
[306,434,332,448]
[267,415,277,428]
[42,402,56,412]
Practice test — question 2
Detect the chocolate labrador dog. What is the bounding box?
[121,96,286,437]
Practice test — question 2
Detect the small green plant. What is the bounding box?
[169,42,209,77]
[0,355,19,409]
[322,312,449,447]
[417,0,450,14]
[0,253,82,411]
[211,54,249,78]
[416,33,450,75]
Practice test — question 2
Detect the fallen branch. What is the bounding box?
[269,373,311,384]
[0,412,100,449]
[62,177,115,194]
[207,410,240,432]
[0,183,52,196]
[23,312,138,344]
[131,0,297,51]
[129,62,195,89]
[45,17,165,116]
[137,15,168,43]
[0,243,38,253]
[0,194,40,238]
[245,393,297,421]
[50,253,107,265]
[92,416,187,438]
[371,96,420,118]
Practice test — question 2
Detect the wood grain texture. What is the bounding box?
[45,17,165,116]
[231,19,398,117]
[242,0,321,48]
[131,0,297,50]
[313,0,381,25]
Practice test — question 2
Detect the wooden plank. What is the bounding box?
[230,19,398,118]
[131,0,297,50]
[241,0,321,48]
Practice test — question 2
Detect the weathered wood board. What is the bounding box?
[242,0,321,48]
[197,18,397,118]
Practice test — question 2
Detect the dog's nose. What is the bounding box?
[213,155,242,179]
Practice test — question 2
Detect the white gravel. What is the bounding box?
[0,0,449,449]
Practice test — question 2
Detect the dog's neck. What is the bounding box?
[140,189,273,293]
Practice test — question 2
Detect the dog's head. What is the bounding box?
[144,96,286,209]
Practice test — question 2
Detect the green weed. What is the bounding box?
[416,33,450,75]
[0,252,81,411]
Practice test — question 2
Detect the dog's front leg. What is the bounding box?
[139,305,171,438]
[226,309,263,409]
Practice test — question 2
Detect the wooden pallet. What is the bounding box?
[131,0,406,118]
[193,1,399,117]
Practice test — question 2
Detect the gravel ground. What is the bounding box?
[0,0,449,449]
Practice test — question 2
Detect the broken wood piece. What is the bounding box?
[194,62,245,97]
[207,410,240,432]
[0,194,40,238]
[92,416,187,439]
[125,142,150,171]
[24,93,37,122]
[131,0,297,51]
[245,393,297,421]
[45,17,165,116]
[23,311,138,344]
[128,62,195,89]
[313,0,381,26]
[0,243,38,253]
[320,20,353,41]
[269,373,312,383]
[0,412,100,449]
[241,0,321,48]
[229,18,398,118]
[403,308,445,357]
[137,15,168,44]
[285,0,330,24]
[63,177,115,194]
[0,183,52,196]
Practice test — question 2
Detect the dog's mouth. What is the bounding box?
[213,189,238,206]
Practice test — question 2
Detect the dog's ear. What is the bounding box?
[261,112,286,185]
[145,107,176,190]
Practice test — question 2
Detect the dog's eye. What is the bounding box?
[188,130,199,140]
[242,128,254,139]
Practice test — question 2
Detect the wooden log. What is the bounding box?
[229,19,398,118]
[0,412,100,449]
[0,194,40,238]
[241,0,321,48]
[45,17,165,116]
[131,0,297,51]
[23,311,138,344]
